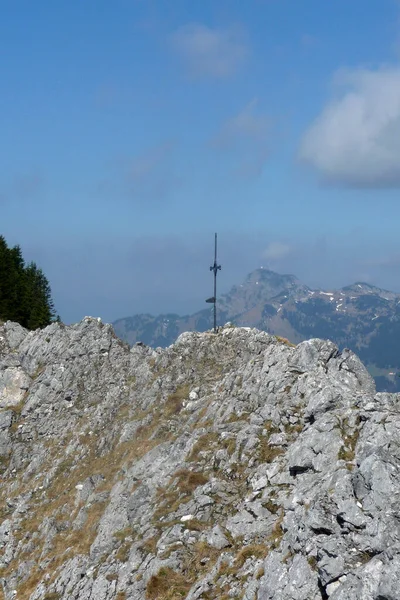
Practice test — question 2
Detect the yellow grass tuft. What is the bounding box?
[275,336,296,347]
[145,567,191,599]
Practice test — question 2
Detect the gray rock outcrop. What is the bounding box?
[0,318,399,600]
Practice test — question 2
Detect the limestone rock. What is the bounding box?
[0,319,399,600]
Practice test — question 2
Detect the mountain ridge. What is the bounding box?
[113,269,400,392]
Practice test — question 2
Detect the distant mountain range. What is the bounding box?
[112,268,400,392]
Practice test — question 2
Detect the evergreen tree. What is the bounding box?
[0,236,9,319]
[23,262,56,329]
[0,236,58,329]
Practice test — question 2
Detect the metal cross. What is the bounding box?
[206,233,221,333]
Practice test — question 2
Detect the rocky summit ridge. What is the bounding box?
[0,318,400,599]
[112,268,400,393]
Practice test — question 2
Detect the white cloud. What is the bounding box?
[262,242,291,261]
[170,23,248,79]
[299,67,400,187]
[212,99,270,177]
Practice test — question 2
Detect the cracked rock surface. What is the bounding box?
[0,318,399,600]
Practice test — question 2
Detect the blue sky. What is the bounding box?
[2,0,400,323]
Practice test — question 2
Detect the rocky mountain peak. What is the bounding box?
[244,268,299,286]
[341,281,397,300]
[217,269,308,320]
[112,271,400,393]
[1,318,399,599]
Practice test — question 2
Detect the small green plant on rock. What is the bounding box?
[307,555,318,571]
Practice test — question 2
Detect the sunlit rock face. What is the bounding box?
[0,317,399,600]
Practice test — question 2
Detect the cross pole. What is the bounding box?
[205,233,221,333]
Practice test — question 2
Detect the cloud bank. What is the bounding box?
[299,67,400,188]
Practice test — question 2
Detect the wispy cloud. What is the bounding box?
[299,66,400,188]
[212,99,270,177]
[100,142,182,205]
[262,241,292,261]
[128,142,174,182]
[170,23,248,79]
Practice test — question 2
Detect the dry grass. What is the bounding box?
[221,436,237,455]
[8,402,24,415]
[153,469,208,524]
[262,499,280,514]
[187,432,219,462]
[113,527,133,541]
[217,543,268,581]
[226,412,248,423]
[275,336,296,347]
[146,542,221,599]
[164,384,190,417]
[268,512,284,550]
[45,500,108,564]
[263,420,280,435]
[14,568,43,600]
[173,469,209,493]
[183,518,207,531]
[116,543,131,563]
[257,437,284,463]
[6,395,183,596]
[337,416,360,464]
[256,566,265,579]
[140,536,158,555]
[146,567,191,599]
[202,588,231,600]
[234,544,268,568]
[32,364,46,380]
[284,421,303,436]
[0,454,10,477]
